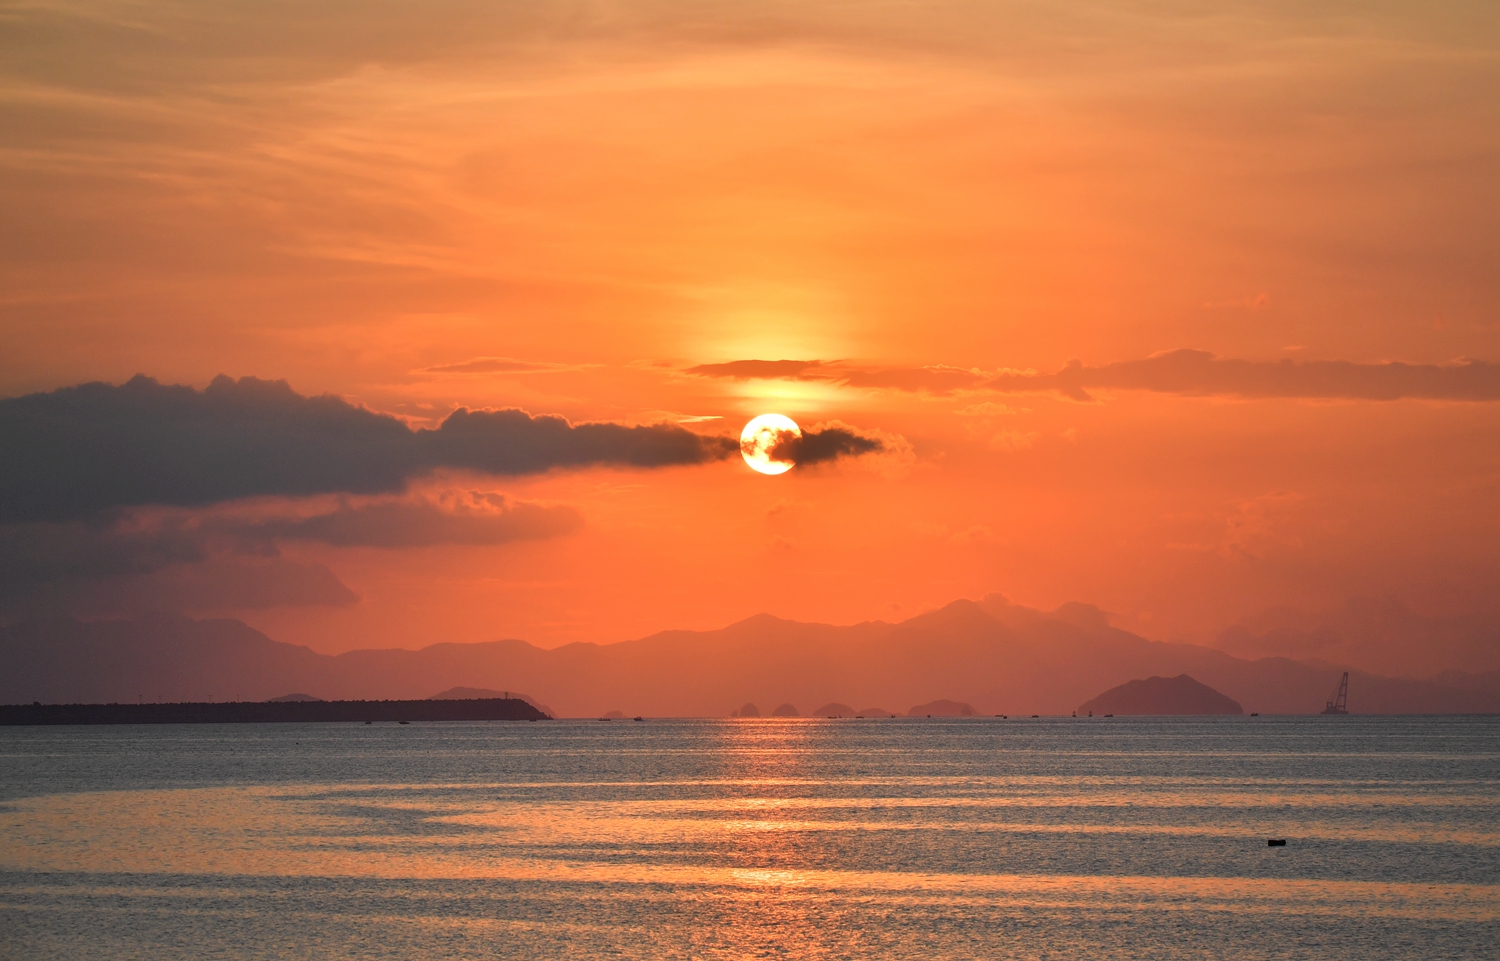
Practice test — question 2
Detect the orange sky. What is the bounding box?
[3,0,1498,675]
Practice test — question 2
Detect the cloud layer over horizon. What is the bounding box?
[0,492,583,617]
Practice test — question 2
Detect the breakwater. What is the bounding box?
[0,697,549,725]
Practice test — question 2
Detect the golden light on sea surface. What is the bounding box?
[740,414,800,475]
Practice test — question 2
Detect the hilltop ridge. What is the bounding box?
[1078,675,1243,715]
[2,595,1496,717]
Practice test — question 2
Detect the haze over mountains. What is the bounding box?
[3,594,1496,716]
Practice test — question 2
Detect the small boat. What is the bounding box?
[398,720,409,725]
[1267,839,1287,847]
[633,716,644,722]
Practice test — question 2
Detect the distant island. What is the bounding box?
[1077,675,1243,715]
[0,696,550,726]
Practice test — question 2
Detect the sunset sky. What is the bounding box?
[3,0,1498,676]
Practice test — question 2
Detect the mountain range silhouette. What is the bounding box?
[3,594,1496,716]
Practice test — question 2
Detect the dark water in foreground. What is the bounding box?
[0,716,1496,960]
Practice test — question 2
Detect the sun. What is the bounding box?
[740,414,801,475]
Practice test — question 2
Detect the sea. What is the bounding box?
[0,716,1496,960]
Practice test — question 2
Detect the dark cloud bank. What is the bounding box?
[247,496,581,549]
[0,374,712,615]
[0,495,583,618]
[690,351,1500,401]
[766,426,883,466]
[0,496,582,587]
[0,374,738,523]
[0,374,886,617]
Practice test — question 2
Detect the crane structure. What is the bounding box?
[1321,672,1349,715]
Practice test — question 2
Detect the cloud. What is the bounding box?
[0,375,739,522]
[838,365,988,393]
[686,351,1500,403]
[420,357,575,374]
[686,358,987,394]
[956,402,1028,417]
[1218,491,1307,560]
[428,406,737,474]
[765,424,885,466]
[0,554,357,618]
[245,494,582,548]
[983,350,1500,402]
[0,494,578,578]
[988,430,1038,452]
[0,492,580,616]
[0,520,211,584]
[98,559,360,614]
[1163,491,1309,559]
[685,360,827,380]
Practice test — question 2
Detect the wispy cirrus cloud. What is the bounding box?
[686,351,1500,402]
[982,350,1500,402]
[419,357,582,374]
[684,360,828,380]
[685,359,986,394]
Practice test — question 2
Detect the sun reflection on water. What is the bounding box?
[1,718,1497,958]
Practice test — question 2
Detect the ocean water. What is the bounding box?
[0,716,1496,960]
